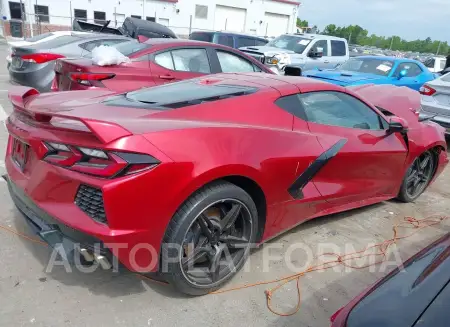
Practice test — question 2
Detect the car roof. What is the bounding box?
[289,33,347,41]
[191,30,268,41]
[188,72,345,95]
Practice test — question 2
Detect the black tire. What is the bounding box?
[161,181,258,296]
[397,150,435,203]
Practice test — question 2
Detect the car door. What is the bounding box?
[304,39,331,70]
[292,91,408,207]
[391,62,425,91]
[149,47,212,85]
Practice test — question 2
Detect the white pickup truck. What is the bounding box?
[239,34,349,75]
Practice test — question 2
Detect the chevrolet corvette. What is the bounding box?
[4,74,448,295]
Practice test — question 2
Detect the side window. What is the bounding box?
[237,37,256,48]
[217,51,255,73]
[255,39,268,46]
[311,40,328,56]
[154,51,174,70]
[394,62,423,77]
[424,58,435,68]
[298,91,384,130]
[154,49,211,73]
[331,40,347,57]
[217,35,234,48]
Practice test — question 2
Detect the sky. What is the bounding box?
[299,0,450,43]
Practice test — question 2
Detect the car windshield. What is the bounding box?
[267,35,311,53]
[339,58,395,76]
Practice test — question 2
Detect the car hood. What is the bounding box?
[303,70,386,85]
[239,45,295,56]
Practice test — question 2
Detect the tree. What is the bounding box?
[318,23,448,54]
[296,18,309,28]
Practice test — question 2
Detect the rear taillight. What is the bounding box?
[43,142,159,178]
[419,85,436,96]
[21,53,65,64]
[69,72,115,87]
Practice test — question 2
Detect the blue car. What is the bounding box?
[303,56,436,91]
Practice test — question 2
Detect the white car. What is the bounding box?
[420,72,450,134]
[7,31,91,64]
[423,56,446,73]
[239,34,349,75]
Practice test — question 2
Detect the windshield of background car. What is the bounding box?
[339,58,394,76]
[267,35,311,53]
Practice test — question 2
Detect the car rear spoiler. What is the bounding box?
[8,86,132,144]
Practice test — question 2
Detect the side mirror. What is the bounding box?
[308,47,323,58]
[284,65,302,76]
[387,117,408,134]
[397,69,407,80]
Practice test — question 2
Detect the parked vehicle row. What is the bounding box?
[3,21,449,304]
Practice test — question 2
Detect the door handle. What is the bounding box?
[324,60,330,64]
[159,75,175,80]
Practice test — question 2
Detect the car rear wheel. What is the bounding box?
[397,150,435,202]
[161,181,258,296]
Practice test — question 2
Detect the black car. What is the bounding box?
[73,17,177,40]
[331,233,450,327]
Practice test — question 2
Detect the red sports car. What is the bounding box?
[52,39,273,93]
[4,74,448,295]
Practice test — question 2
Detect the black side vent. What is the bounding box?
[75,185,107,224]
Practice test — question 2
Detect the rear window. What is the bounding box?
[25,32,53,42]
[237,37,257,48]
[112,41,150,56]
[190,32,213,43]
[255,39,268,46]
[217,35,234,48]
[122,80,257,109]
[29,35,80,49]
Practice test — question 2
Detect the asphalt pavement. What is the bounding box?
[0,38,449,327]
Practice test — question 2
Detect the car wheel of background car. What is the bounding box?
[161,181,258,296]
[397,150,435,202]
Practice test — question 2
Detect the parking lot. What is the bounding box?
[0,37,449,327]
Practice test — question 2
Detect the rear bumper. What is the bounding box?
[5,174,114,265]
[421,106,450,134]
[9,64,54,92]
[4,149,165,273]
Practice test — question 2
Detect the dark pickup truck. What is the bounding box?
[73,17,177,40]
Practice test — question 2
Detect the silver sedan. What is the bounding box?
[420,73,450,134]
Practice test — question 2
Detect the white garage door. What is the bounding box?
[264,12,289,37]
[214,5,246,32]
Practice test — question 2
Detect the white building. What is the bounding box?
[1,0,300,38]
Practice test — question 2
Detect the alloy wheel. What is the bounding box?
[180,199,253,287]
[405,151,434,199]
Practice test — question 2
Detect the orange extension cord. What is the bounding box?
[1,214,449,317]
